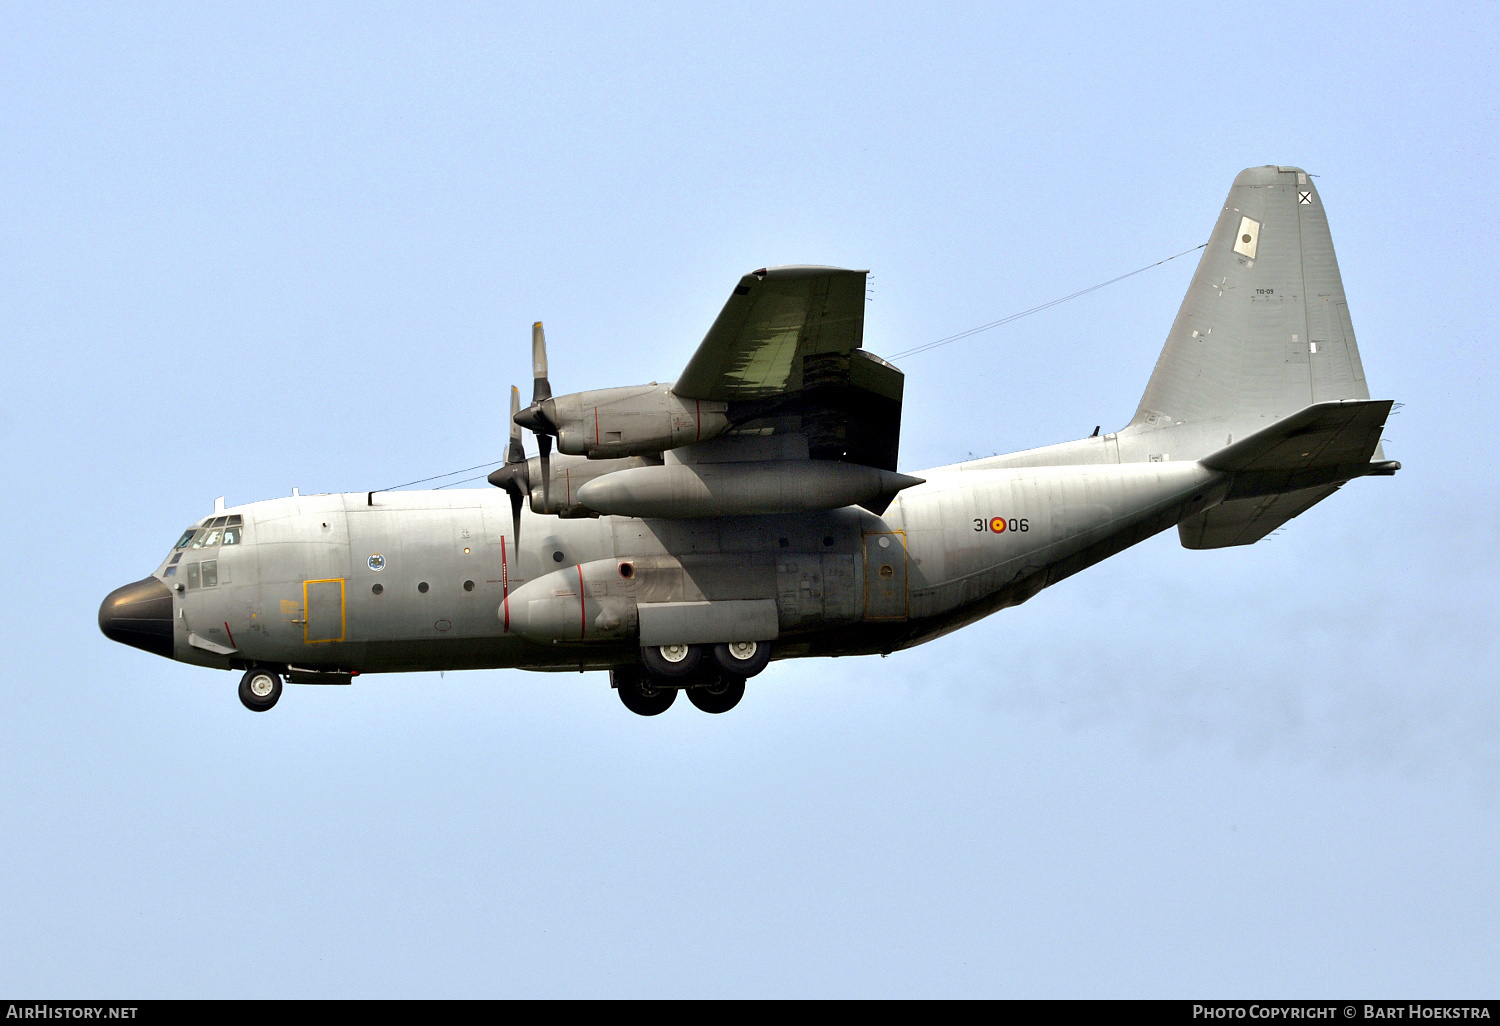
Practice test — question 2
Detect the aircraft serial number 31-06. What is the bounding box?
[100,166,1398,716]
[976,518,1029,533]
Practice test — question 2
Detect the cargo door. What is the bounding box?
[862,531,907,620]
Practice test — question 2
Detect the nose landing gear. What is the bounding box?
[238,668,283,712]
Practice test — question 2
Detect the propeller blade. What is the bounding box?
[506,385,526,465]
[486,462,530,544]
[531,321,552,405]
[489,385,532,543]
[537,431,552,511]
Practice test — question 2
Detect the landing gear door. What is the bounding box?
[862,531,908,620]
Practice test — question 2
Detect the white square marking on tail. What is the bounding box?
[1233,216,1260,258]
[1298,191,1313,205]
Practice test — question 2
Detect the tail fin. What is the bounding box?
[1127,166,1374,459]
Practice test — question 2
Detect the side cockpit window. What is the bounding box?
[174,529,198,549]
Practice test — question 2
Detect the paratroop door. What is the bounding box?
[862,531,907,620]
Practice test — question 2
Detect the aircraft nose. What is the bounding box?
[98,576,175,658]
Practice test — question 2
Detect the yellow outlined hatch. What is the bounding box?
[302,578,346,643]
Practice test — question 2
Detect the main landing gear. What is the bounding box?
[613,643,768,716]
[685,673,745,714]
[612,665,678,716]
[238,668,283,712]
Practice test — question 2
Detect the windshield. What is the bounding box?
[173,529,197,549]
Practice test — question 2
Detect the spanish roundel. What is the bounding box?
[990,517,1006,533]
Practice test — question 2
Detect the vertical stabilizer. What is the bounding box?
[1128,166,1373,458]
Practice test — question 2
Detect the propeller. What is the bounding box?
[513,321,555,510]
[486,385,530,543]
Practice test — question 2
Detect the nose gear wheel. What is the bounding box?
[238,669,283,712]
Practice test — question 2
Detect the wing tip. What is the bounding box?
[748,265,867,281]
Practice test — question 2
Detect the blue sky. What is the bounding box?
[1,2,1496,997]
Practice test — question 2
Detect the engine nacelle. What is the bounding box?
[525,453,656,518]
[539,384,730,459]
[500,558,637,644]
[575,460,925,518]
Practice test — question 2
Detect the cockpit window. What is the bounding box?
[176,516,240,553]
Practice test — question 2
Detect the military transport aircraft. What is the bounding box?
[100,166,1398,716]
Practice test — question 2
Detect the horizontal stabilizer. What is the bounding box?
[1202,399,1393,475]
[1181,399,1397,549]
[1179,484,1342,549]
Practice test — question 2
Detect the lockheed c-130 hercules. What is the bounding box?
[100,166,1398,715]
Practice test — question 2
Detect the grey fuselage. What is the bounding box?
[147,451,1221,676]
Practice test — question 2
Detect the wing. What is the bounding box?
[672,266,905,471]
[674,266,868,400]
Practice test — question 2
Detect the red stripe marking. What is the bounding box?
[501,536,510,631]
[577,564,586,640]
[223,621,236,647]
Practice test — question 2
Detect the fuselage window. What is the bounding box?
[221,525,241,545]
[174,530,197,549]
[163,566,176,577]
[169,552,182,565]
[187,563,200,589]
[201,560,218,587]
